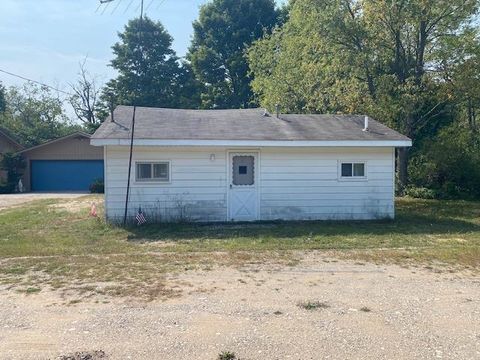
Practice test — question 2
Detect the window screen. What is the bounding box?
[136,162,169,181]
[232,156,254,185]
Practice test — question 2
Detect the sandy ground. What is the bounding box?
[1,254,479,360]
[0,193,88,211]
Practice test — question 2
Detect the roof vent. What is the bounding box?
[363,116,369,132]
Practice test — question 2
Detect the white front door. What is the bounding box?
[228,152,259,221]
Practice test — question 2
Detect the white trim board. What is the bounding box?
[91,139,412,147]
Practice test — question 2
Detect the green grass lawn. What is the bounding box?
[0,196,478,299]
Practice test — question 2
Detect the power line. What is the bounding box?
[145,0,155,13]
[111,0,124,15]
[0,69,73,96]
[156,0,168,10]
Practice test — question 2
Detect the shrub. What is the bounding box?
[409,124,480,199]
[89,179,104,193]
[405,186,438,199]
[0,153,25,194]
[217,352,237,360]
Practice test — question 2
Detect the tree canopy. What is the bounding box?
[188,0,279,109]
[103,16,200,109]
[248,0,480,190]
[0,84,80,147]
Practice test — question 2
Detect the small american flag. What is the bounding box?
[136,207,147,226]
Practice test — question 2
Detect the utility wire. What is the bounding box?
[101,1,112,15]
[111,0,124,15]
[124,0,135,14]
[156,0,168,10]
[0,68,72,96]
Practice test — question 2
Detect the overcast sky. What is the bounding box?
[0,0,285,95]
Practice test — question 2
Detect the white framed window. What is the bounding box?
[135,161,170,182]
[339,161,367,179]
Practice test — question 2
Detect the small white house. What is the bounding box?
[91,106,411,222]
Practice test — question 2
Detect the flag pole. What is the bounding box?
[123,0,144,225]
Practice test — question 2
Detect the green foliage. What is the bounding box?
[409,124,480,199]
[217,351,237,360]
[0,82,6,113]
[0,153,25,194]
[188,0,279,109]
[0,83,80,147]
[103,17,200,109]
[405,187,438,200]
[248,0,480,192]
[89,179,105,194]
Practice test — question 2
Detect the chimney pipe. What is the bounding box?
[275,104,280,118]
[363,115,369,132]
[109,95,115,123]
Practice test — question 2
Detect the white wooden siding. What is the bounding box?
[104,146,228,222]
[104,146,395,222]
[259,147,395,220]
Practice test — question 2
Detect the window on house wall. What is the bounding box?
[136,162,170,182]
[340,162,366,178]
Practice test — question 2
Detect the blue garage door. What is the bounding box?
[31,160,104,191]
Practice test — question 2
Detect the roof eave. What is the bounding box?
[90,138,412,147]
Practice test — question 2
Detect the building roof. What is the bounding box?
[91,106,411,147]
[18,132,91,154]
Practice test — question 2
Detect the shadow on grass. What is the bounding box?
[125,212,480,244]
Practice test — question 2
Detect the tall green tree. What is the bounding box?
[104,17,199,109]
[0,82,6,113]
[0,84,79,147]
[187,0,279,109]
[248,0,480,187]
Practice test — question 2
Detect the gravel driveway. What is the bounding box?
[0,193,88,211]
[1,254,479,360]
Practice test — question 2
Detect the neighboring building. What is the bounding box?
[19,132,104,192]
[0,127,24,182]
[91,106,412,222]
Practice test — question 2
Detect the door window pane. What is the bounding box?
[233,156,254,185]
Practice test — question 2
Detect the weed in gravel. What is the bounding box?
[360,306,372,312]
[273,310,283,315]
[297,300,330,310]
[218,351,238,360]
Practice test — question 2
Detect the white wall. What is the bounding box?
[259,147,395,220]
[104,146,228,222]
[104,146,395,222]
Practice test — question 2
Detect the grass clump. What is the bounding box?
[218,351,238,360]
[297,300,330,310]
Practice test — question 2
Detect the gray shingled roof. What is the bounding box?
[92,106,410,142]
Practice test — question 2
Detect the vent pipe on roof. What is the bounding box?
[275,104,280,118]
[363,116,369,132]
[109,97,115,123]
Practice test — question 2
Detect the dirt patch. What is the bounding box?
[1,253,479,359]
[49,197,102,214]
[0,193,89,211]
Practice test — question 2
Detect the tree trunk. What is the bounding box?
[398,147,409,191]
